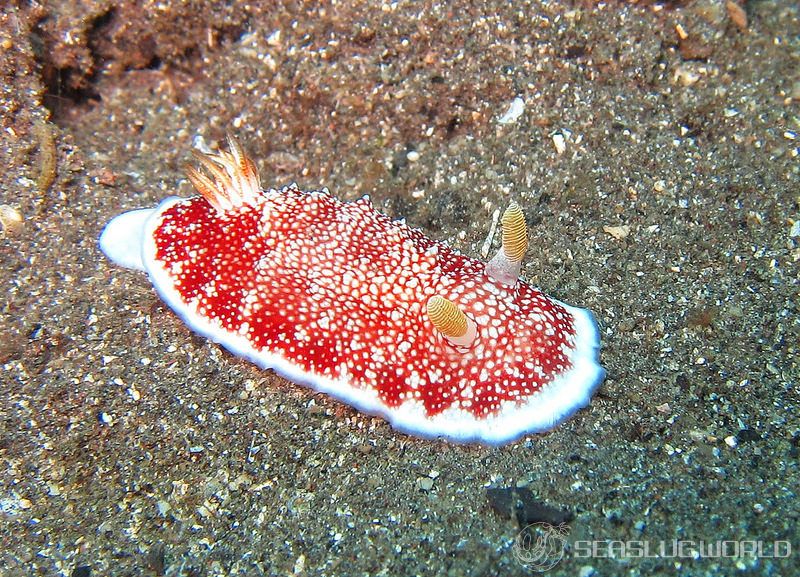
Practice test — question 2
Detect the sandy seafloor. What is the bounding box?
[1,1,798,576]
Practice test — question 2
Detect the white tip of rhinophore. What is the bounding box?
[99,208,155,272]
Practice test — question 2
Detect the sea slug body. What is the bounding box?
[99,136,604,445]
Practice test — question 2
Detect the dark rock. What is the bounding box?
[486,487,515,519]
[71,566,91,577]
[515,487,573,527]
[737,428,761,443]
[486,486,573,528]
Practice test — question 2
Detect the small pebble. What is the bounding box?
[0,205,24,238]
[293,554,306,575]
[603,224,630,240]
[157,500,171,516]
[673,64,701,87]
[497,96,525,125]
[726,0,748,31]
[552,132,566,155]
[416,477,434,491]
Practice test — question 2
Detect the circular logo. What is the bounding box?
[512,522,570,572]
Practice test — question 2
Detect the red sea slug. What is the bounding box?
[99,137,604,445]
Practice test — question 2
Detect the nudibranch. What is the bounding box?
[99,136,604,445]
